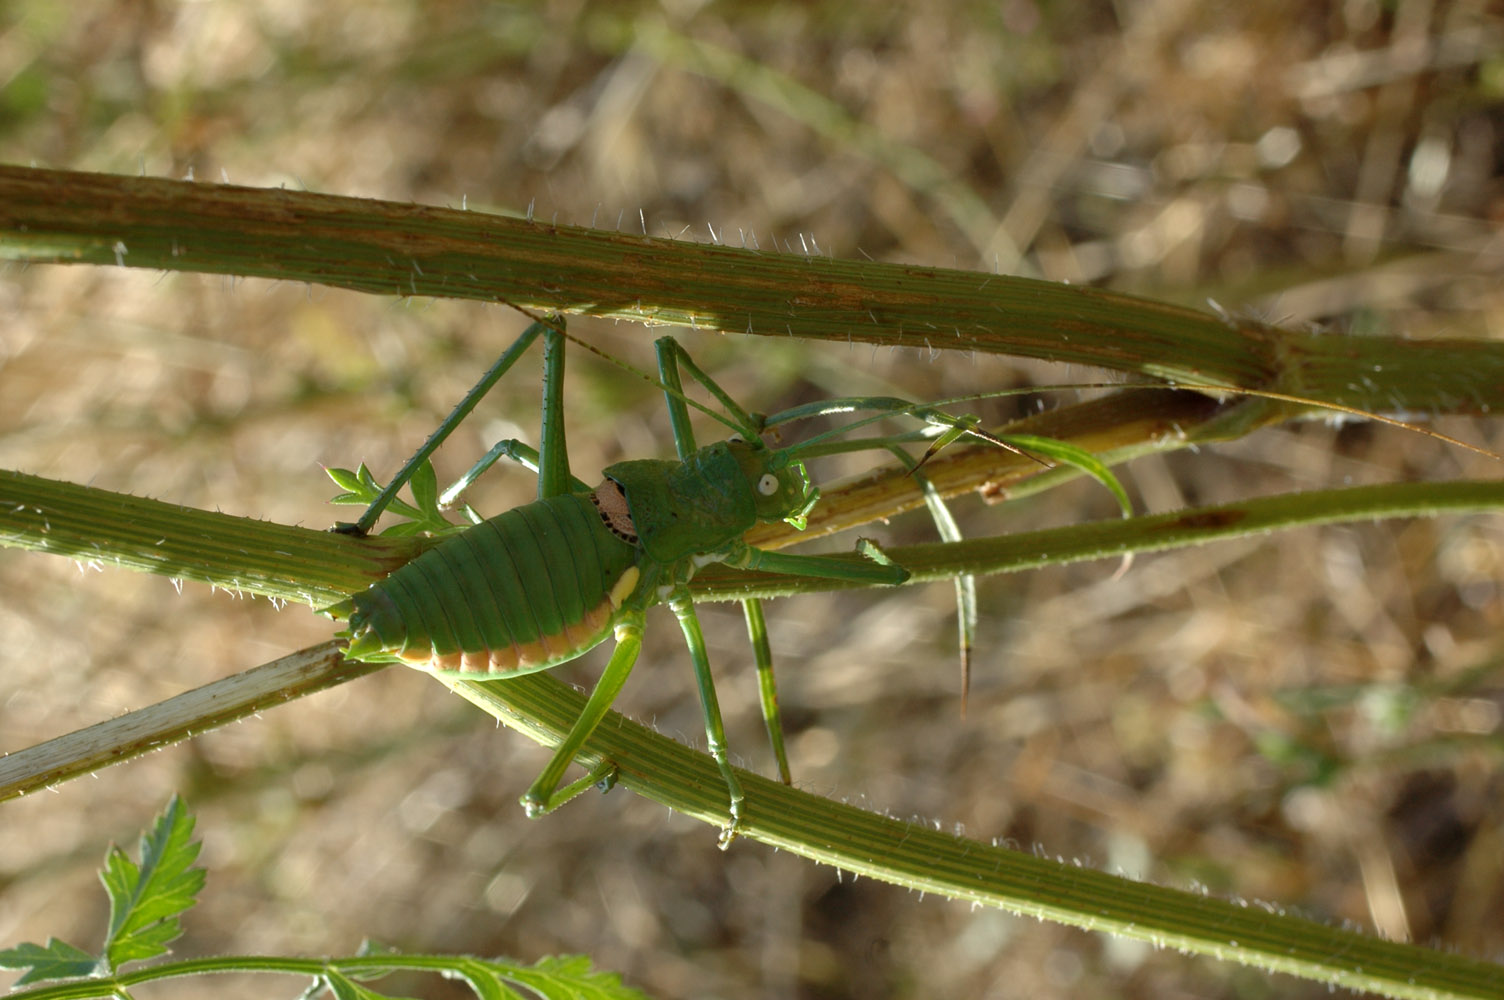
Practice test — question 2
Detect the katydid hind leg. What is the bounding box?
[535,321,574,500]
[520,616,644,817]
[340,320,550,535]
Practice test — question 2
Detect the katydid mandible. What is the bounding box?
[325,318,940,844]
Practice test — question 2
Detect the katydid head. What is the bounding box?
[725,438,819,529]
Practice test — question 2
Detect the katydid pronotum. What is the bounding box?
[324,317,1020,845]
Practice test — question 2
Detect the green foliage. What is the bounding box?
[0,796,203,985]
[99,796,204,971]
[0,799,647,1000]
[326,460,462,537]
[0,942,95,988]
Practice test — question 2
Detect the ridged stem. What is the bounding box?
[4,166,1504,415]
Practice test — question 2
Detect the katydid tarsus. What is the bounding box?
[323,316,1014,845]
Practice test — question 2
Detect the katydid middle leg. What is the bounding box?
[440,439,590,517]
[667,588,747,848]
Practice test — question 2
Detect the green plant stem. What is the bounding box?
[0,469,419,606]
[701,478,1504,596]
[0,642,374,801]
[2,953,610,1000]
[8,470,1504,608]
[4,166,1504,415]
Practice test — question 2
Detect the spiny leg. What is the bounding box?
[667,589,746,848]
[520,614,645,817]
[655,336,762,441]
[759,394,993,712]
[519,760,620,815]
[655,336,698,461]
[725,543,910,587]
[337,313,631,813]
[337,319,552,535]
[657,341,1013,724]
[722,538,914,767]
[515,318,627,807]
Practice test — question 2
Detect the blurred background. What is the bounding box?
[2,2,1502,997]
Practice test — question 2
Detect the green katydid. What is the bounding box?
[323,316,1026,845]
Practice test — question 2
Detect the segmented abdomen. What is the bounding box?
[344,493,639,676]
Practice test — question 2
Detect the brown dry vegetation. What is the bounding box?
[2,2,1502,998]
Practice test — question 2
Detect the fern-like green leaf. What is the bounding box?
[99,795,205,972]
[503,954,648,1000]
[330,955,648,1000]
[0,938,98,986]
[450,959,521,1000]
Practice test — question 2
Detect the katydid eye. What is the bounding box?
[757,474,780,496]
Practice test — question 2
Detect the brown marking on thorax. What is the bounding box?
[590,478,638,543]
